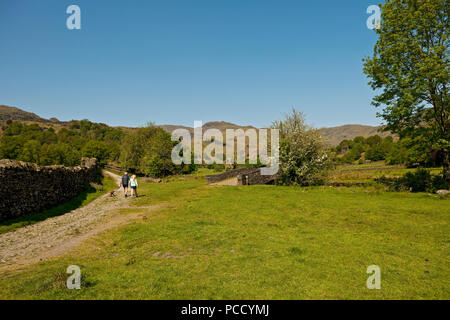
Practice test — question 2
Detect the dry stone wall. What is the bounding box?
[206,167,278,185]
[0,158,98,222]
[237,169,278,185]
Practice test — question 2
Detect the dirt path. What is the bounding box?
[211,177,238,186]
[0,171,165,273]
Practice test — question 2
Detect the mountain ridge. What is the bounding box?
[0,105,60,124]
[0,104,393,146]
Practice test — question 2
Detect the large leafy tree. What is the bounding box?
[363,0,449,180]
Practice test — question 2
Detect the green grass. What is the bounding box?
[1,174,448,300]
[339,161,397,169]
[189,167,226,177]
[0,175,117,235]
[330,163,443,184]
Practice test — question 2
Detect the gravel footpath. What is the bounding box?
[0,171,157,273]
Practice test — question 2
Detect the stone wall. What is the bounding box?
[237,169,278,185]
[0,158,98,222]
[206,167,278,185]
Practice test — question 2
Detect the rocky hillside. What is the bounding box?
[0,105,61,124]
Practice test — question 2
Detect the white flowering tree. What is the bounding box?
[273,109,331,186]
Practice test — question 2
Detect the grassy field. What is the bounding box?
[0,169,448,300]
[329,162,443,184]
[0,175,117,235]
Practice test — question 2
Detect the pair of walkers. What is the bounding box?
[120,172,138,198]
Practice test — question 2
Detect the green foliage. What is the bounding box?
[0,120,195,177]
[44,143,80,166]
[119,125,195,178]
[0,120,196,177]
[386,136,439,167]
[385,143,410,165]
[206,163,226,172]
[403,168,433,192]
[365,146,385,161]
[335,135,395,164]
[140,154,171,177]
[0,121,123,167]
[81,140,110,166]
[334,133,442,167]
[340,148,363,164]
[366,137,394,161]
[363,0,449,179]
[273,109,331,186]
[432,174,449,191]
[376,168,448,193]
[19,140,41,163]
[366,135,382,146]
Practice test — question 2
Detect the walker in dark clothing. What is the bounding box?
[121,174,131,197]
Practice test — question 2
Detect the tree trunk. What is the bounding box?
[444,148,450,183]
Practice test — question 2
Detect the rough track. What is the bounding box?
[0,171,164,273]
[211,177,238,186]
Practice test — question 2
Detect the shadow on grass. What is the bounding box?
[0,176,116,235]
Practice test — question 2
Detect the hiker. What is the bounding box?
[121,172,131,197]
[130,175,138,198]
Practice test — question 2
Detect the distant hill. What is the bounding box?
[0,105,61,124]
[158,124,194,136]
[0,105,394,146]
[158,123,394,146]
[318,125,394,146]
[158,121,256,137]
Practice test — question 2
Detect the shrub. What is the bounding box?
[375,175,405,192]
[402,168,432,192]
[432,175,449,192]
[376,168,447,193]
[273,109,332,186]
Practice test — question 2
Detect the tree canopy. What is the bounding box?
[0,121,195,177]
[363,0,449,180]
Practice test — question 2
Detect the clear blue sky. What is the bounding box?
[0,0,384,128]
